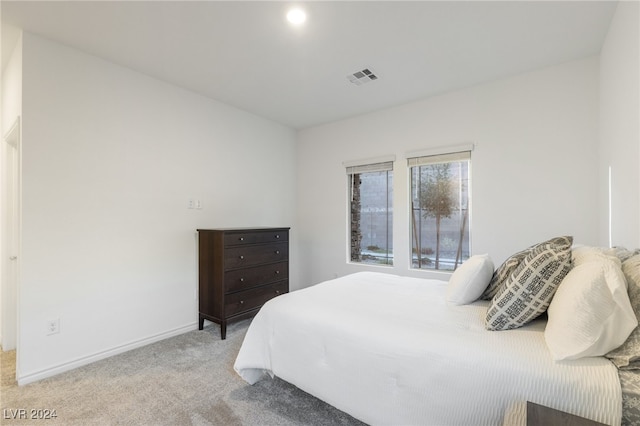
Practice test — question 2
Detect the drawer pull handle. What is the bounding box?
[240,300,244,305]
[240,278,245,282]
[275,270,280,275]
[239,255,244,260]
[275,250,280,255]
[275,235,280,239]
[239,237,244,241]
[276,290,280,295]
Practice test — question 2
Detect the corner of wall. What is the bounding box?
[598,1,640,249]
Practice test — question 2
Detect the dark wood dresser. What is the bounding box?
[526,402,606,426]
[197,227,290,339]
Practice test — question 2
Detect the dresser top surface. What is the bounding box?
[197,227,290,232]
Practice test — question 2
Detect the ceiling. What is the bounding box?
[1,1,618,129]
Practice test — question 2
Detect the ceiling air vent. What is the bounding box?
[347,68,378,86]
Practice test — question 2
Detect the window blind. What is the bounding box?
[345,161,394,175]
[343,155,395,175]
[407,150,470,167]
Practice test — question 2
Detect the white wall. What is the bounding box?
[296,57,600,286]
[599,1,640,249]
[1,33,23,350]
[18,33,296,383]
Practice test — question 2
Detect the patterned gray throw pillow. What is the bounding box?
[480,248,530,300]
[485,236,573,331]
[606,247,640,263]
[481,236,571,301]
[606,254,640,369]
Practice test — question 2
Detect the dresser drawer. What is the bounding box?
[225,262,288,293]
[224,242,288,269]
[224,230,288,247]
[225,281,288,316]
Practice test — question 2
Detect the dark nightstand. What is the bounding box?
[526,402,607,426]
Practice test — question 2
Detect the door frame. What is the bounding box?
[2,116,21,358]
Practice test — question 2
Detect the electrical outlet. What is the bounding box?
[46,318,60,335]
[187,199,195,209]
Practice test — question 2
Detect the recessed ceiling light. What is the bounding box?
[287,8,307,26]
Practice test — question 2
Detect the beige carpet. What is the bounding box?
[1,348,17,388]
[0,320,364,426]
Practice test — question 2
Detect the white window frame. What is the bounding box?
[406,144,473,271]
[344,155,395,266]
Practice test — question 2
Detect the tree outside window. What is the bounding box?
[410,151,470,271]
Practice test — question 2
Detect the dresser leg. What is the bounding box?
[221,322,227,340]
[198,315,204,331]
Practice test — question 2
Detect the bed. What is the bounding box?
[234,241,640,425]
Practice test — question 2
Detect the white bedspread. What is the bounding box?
[234,272,622,425]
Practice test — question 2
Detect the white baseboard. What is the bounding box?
[17,322,198,385]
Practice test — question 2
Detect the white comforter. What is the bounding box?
[234,272,622,425]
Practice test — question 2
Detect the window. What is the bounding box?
[409,150,470,271]
[346,159,393,265]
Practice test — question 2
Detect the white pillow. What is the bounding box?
[545,257,638,360]
[571,245,608,266]
[446,254,494,306]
